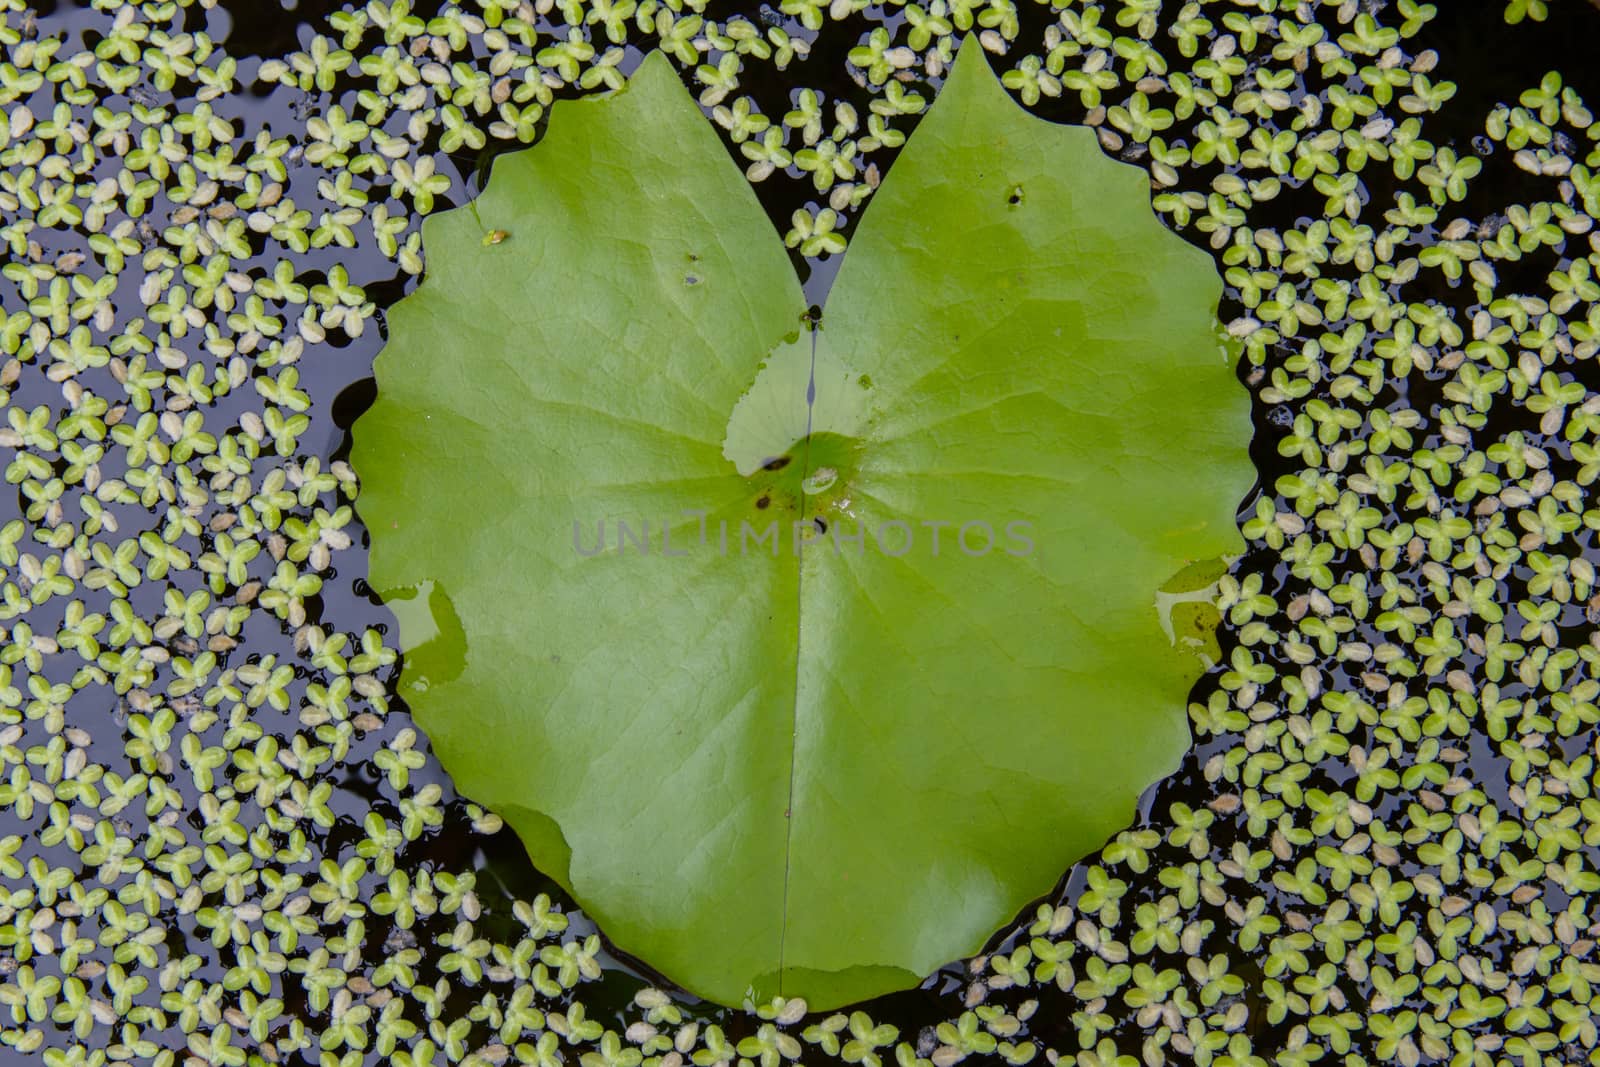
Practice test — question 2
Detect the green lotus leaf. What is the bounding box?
[352,39,1252,1010]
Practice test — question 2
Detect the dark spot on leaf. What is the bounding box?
[763,456,790,471]
[756,495,770,509]
[858,374,873,389]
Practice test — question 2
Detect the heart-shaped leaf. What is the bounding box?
[352,40,1252,1010]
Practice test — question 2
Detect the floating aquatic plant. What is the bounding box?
[352,39,1250,1010]
[0,0,1598,1065]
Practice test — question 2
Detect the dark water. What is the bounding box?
[4,1,1600,1064]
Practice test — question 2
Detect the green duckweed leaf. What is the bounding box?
[352,39,1252,1010]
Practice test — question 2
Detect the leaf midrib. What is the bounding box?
[776,320,821,993]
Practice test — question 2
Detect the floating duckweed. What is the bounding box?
[1,0,1600,1065]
